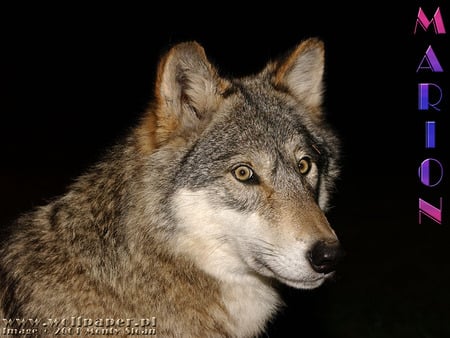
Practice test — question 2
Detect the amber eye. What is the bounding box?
[233,165,254,182]
[298,157,312,175]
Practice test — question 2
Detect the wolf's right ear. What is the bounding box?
[138,42,229,151]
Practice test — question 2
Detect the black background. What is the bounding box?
[1,2,449,337]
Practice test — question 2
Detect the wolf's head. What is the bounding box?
[140,40,342,289]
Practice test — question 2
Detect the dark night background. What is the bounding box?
[1,2,449,337]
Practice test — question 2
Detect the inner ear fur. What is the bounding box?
[138,41,230,152]
[272,38,325,110]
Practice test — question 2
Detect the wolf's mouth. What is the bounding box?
[253,256,327,289]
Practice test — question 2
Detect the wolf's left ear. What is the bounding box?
[272,38,325,109]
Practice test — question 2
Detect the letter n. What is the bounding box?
[419,197,443,224]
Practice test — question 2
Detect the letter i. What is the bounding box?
[425,121,436,148]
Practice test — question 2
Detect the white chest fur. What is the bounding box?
[220,276,281,337]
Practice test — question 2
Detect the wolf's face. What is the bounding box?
[146,39,342,289]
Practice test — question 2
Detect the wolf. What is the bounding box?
[0,38,342,337]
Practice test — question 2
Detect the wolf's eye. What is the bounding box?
[232,165,254,182]
[298,157,312,175]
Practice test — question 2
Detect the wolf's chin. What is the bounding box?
[276,275,326,289]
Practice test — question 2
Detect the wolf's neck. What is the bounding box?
[168,187,282,336]
[172,241,281,337]
[170,225,281,337]
[218,274,282,337]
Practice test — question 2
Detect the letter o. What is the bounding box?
[418,158,444,187]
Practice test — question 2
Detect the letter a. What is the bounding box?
[416,46,443,72]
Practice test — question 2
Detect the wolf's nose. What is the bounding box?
[308,240,344,274]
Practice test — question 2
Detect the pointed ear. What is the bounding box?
[272,38,325,108]
[153,41,229,144]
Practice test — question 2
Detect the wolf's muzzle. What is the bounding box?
[307,240,344,274]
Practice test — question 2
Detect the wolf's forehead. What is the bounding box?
[228,78,310,122]
[221,88,312,145]
[230,77,292,110]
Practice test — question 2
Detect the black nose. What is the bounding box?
[308,240,344,274]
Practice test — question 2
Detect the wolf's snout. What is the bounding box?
[307,240,344,274]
